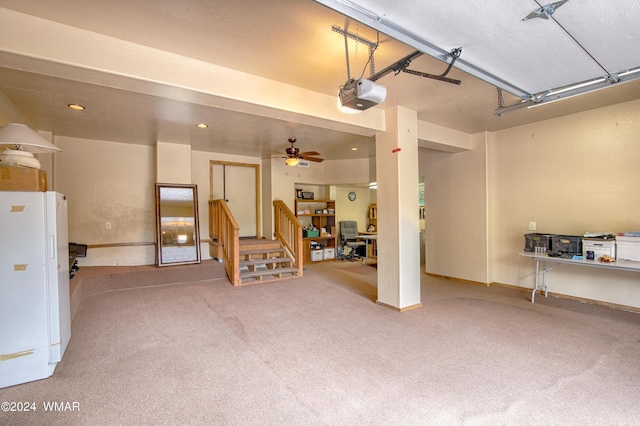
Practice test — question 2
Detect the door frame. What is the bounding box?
[209,160,261,239]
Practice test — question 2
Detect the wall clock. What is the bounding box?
[348,191,356,201]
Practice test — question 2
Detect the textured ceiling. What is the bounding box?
[0,0,638,160]
[327,0,640,94]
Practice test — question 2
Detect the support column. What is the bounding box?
[375,106,422,311]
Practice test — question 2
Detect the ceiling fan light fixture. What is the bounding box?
[285,157,300,166]
[281,138,324,165]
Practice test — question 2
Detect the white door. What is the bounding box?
[46,192,71,366]
[0,192,50,388]
[212,163,257,238]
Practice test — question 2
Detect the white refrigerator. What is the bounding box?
[0,191,71,389]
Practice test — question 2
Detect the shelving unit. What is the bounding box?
[365,203,378,258]
[368,204,377,232]
[295,199,336,262]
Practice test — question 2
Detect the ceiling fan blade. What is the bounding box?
[282,139,323,162]
[300,155,324,163]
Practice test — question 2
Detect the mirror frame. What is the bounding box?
[155,183,201,267]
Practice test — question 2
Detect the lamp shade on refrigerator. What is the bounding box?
[0,191,71,389]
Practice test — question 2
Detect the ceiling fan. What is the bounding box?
[283,138,324,166]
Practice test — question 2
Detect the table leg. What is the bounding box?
[542,260,548,298]
[532,258,540,303]
[532,258,550,303]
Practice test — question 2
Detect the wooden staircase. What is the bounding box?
[209,199,303,286]
[238,239,299,284]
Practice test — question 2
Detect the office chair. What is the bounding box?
[339,221,366,262]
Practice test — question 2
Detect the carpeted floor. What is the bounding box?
[1,259,639,425]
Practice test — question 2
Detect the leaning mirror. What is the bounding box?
[155,183,201,266]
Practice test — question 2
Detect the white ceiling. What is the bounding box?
[0,0,638,160]
[326,0,640,94]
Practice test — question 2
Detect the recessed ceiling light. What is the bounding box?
[196,123,208,129]
[350,147,358,151]
[67,104,85,110]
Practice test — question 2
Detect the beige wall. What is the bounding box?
[421,133,489,283]
[489,98,640,307]
[421,98,640,308]
[334,186,371,233]
[0,92,29,126]
[55,140,259,266]
[261,158,274,240]
[157,142,191,184]
[55,136,156,266]
[324,158,371,185]
[418,120,473,152]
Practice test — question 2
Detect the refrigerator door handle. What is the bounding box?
[50,234,56,260]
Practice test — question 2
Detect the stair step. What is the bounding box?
[240,257,293,267]
[240,248,286,256]
[240,267,299,281]
[239,239,282,252]
[216,236,301,285]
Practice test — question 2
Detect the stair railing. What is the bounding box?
[209,199,240,286]
[273,200,303,277]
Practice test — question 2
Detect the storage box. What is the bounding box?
[582,238,615,260]
[310,242,323,250]
[616,235,640,262]
[0,166,47,191]
[303,229,320,238]
[551,235,582,254]
[323,247,335,260]
[310,249,323,262]
[524,233,553,252]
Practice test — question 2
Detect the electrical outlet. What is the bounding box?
[529,222,536,231]
[106,222,112,230]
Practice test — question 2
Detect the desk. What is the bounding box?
[518,252,640,303]
[358,234,377,263]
